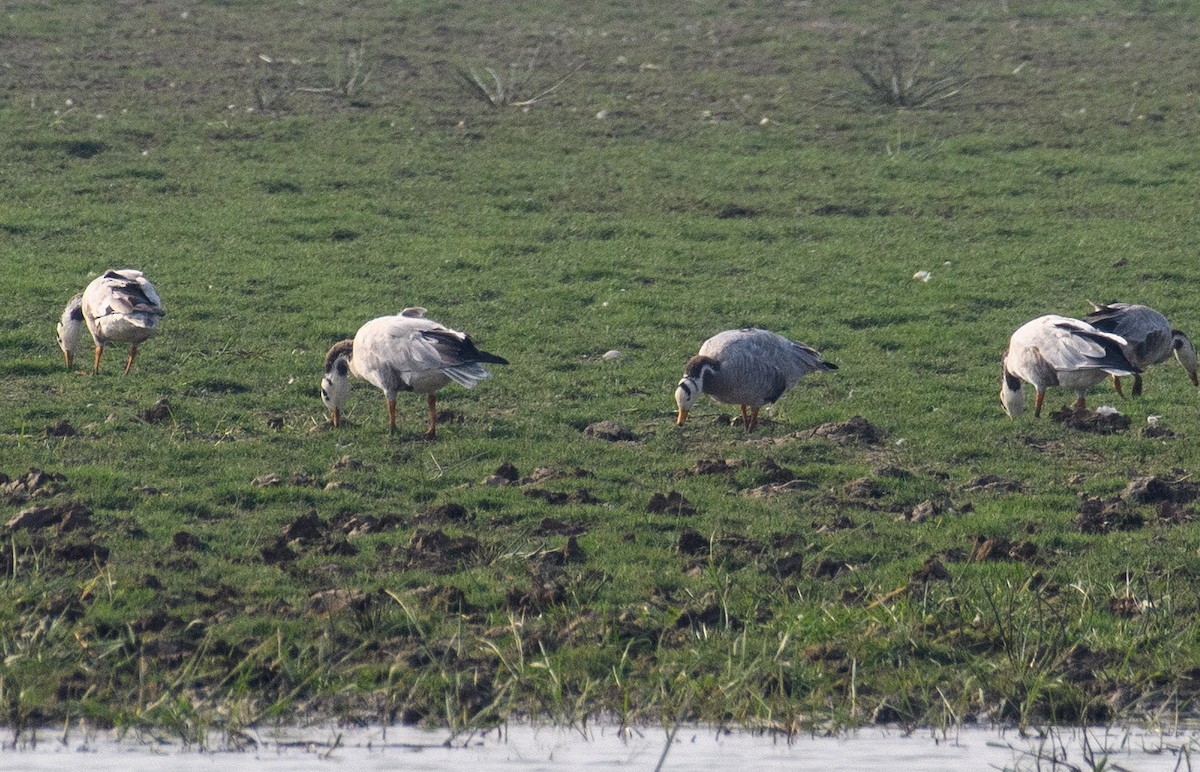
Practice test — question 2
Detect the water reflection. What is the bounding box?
[4,723,1198,771]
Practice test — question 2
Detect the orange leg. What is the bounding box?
[749,406,761,432]
[1111,375,1125,398]
[92,344,104,375]
[123,344,139,375]
[1034,390,1045,418]
[424,394,438,440]
[739,404,750,431]
[1074,397,1087,410]
[386,398,397,434]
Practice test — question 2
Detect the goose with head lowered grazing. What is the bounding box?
[56,269,165,374]
[674,328,837,432]
[321,308,508,438]
[1082,301,1198,397]
[1000,314,1141,418]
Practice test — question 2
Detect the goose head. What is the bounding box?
[1173,331,1199,386]
[56,293,85,368]
[674,355,719,425]
[321,340,354,427]
[1000,355,1026,418]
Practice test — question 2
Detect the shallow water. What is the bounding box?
[4,724,1198,771]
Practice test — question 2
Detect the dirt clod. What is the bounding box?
[911,556,951,582]
[678,528,708,556]
[647,491,696,516]
[141,398,171,423]
[403,529,481,574]
[1076,495,1145,534]
[583,420,636,441]
[44,420,79,438]
[6,501,91,532]
[1049,405,1130,433]
[813,415,885,445]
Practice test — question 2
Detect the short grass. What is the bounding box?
[3,0,1200,739]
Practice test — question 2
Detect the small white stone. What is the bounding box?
[602,350,621,361]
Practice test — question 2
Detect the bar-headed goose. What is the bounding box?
[1083,301,1198,396]
[57,269,165,374]
[1001,314,1140,418]
[674,328,837,431]
[321,308,508,438]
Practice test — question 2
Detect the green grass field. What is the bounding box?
[3,0,1200,738]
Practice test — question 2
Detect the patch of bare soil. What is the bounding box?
[1049,405,1130,433]
[418,502,470,524]
[1076,494,1146,534]
[675,602,741,632]
[911,555,952,582]
[408,584,475,614]
[968,536,1039,563]
[307,588,374,616]
[506,573,567,611]
[141,398,171,423]
[6,501,91,532]
[582,420,636,441]
[44,419,79,438]
[812,557,852,579]
[401,528,482,574]
[1,467,66,504]
[812,415,885,445]
[524,488,600,506]
[962,475,1023,493]
[685,458,741,476]
[1121,474,1200,505]
[533,517,589,537]
[647,491,695,515]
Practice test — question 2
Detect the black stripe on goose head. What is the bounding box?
[324,339,354,375]
[682,355,720,379]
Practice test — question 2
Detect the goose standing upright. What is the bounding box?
[1000,315,1140,418]
[674,328,837,432]
[321,308,508,438]
[57,269,165,374]
[1083,301,1198,396]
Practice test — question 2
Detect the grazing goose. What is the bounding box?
[1083,301,1198,397]
[1000,315,1140,418]
[321,308,508,438]
[57,269,165,374]
[674,328,837,432]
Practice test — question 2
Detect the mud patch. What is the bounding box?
[402,529,482,574]
[1076,495,1145,534]
[1121,475,1200,505]
[678,528,708,556]
[583,420,636,441]
[44,419,79,438]
[813,415,885,445]
[409,584,475,614]
[962,475,1023,493]
[1050,405,1130,434]
[141,398,171,423]
[533,517,589,537]
[812,557,851,579]
[418,502,470,525]
[5,501,91,532]
[969,536,1039,563]
[524,488,600,506]
[647,491,696,516]
[1,467,66,504]
[686,458,740,476]
[911,555,952,582]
